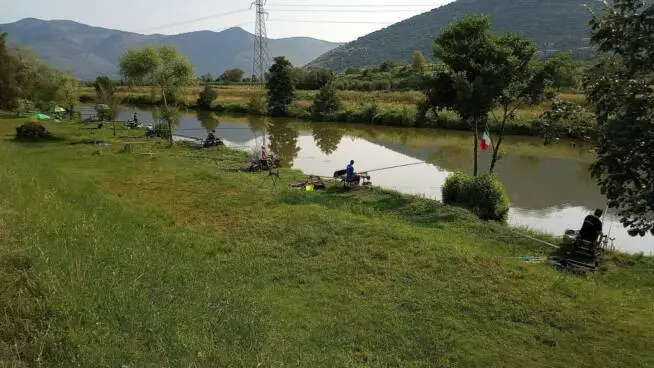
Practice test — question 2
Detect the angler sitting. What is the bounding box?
[344,160,361,185]
[203,131,223,148]
[578,208,604,245]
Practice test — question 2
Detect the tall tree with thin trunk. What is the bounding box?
[119,45,194,143]
[423,16,549,175]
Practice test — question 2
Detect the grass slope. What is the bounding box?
[1,118,653,367]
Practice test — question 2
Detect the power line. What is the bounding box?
[138,9,251,32]
[267,8,430,13]
[269,19,395,24]
[268,3,436,6]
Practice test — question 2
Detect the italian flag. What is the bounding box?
[480,128,491,152]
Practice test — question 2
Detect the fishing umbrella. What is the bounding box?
[95,104,110,111]
[31,113,51,120]
[54,106,66,113]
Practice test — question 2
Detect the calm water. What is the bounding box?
[117,107,653,254]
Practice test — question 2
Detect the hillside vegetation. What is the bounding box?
[0,18,341,79]
[307,0,602,71]
[1,117,653,366]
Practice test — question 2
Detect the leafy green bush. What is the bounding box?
[441,172,510,222]
[311,82,340,119]
[196,85,217,108]
[537,99,596,142]
[247,91,267,115]
[15,123,55,141]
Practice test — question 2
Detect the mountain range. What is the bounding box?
[0,18,341,80]
[306,0,605,71]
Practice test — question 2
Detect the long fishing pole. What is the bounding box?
[360,161,427,173]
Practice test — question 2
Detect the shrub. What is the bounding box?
[441,172,510,222]
[537,99,596,142]
[311,82,340,119]
[247,91,267,115]
[197,85,217,108]
[15,123,55,141]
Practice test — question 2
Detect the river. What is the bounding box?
[116,107,653,254]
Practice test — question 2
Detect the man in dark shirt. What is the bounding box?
[579,208,603,243]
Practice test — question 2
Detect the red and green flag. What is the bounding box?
[480,128,491,152]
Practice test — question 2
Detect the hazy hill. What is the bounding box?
[307,0,605,71]
[0,18,341,80]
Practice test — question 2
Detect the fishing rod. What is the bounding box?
[359,161,427,173]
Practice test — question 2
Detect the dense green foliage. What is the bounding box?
[311,82,341,119]
[584,0,654,236]
[412,50,427,74]
[266,56,296,117]
[1,32,80,116]
[293,67,334,90]
[442,171,510,222]
[14,122,54,141]
[119,45,195,106]
[219,68,245,83]
[94,75,115,99]
[423,15,550,175]
[0,31,20,109]
[197,84,218,109]
[307,0,602,71]
[538,99,595,143]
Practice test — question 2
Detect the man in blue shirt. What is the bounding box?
[346,160,355,181]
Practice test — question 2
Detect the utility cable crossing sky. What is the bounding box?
[123,2,440,40]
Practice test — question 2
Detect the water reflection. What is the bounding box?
[312,124,345,155]
[247,115,268,135]
[267,120,300,168]
[197,111,220,133]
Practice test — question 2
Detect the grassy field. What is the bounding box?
[78,85,589,136]
[1,117,652,367]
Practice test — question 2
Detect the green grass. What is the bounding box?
[1,118,652,367]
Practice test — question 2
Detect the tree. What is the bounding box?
[219,68,245,83]
[542,51,578,90]
[94,75,115,99]
[423,16,549,175]
[311,82,340,119]
[0,31,20,109]
[57,73,79,119]
[200,72,214,84]
[266,56,295,117]
[583,0,654,236]
[32,67,79,117]
[412,50,427,74]
[119,45,194,143]
[197,84,217,109]
[10,44,41,103]
[296,68,334,90]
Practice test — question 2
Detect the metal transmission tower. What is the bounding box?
[251,0,270,85]
[250,0,271,164]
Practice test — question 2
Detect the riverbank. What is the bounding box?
[2,118,651,367]
[78,85,593,139]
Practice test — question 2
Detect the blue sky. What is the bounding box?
[1,0,452,42]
